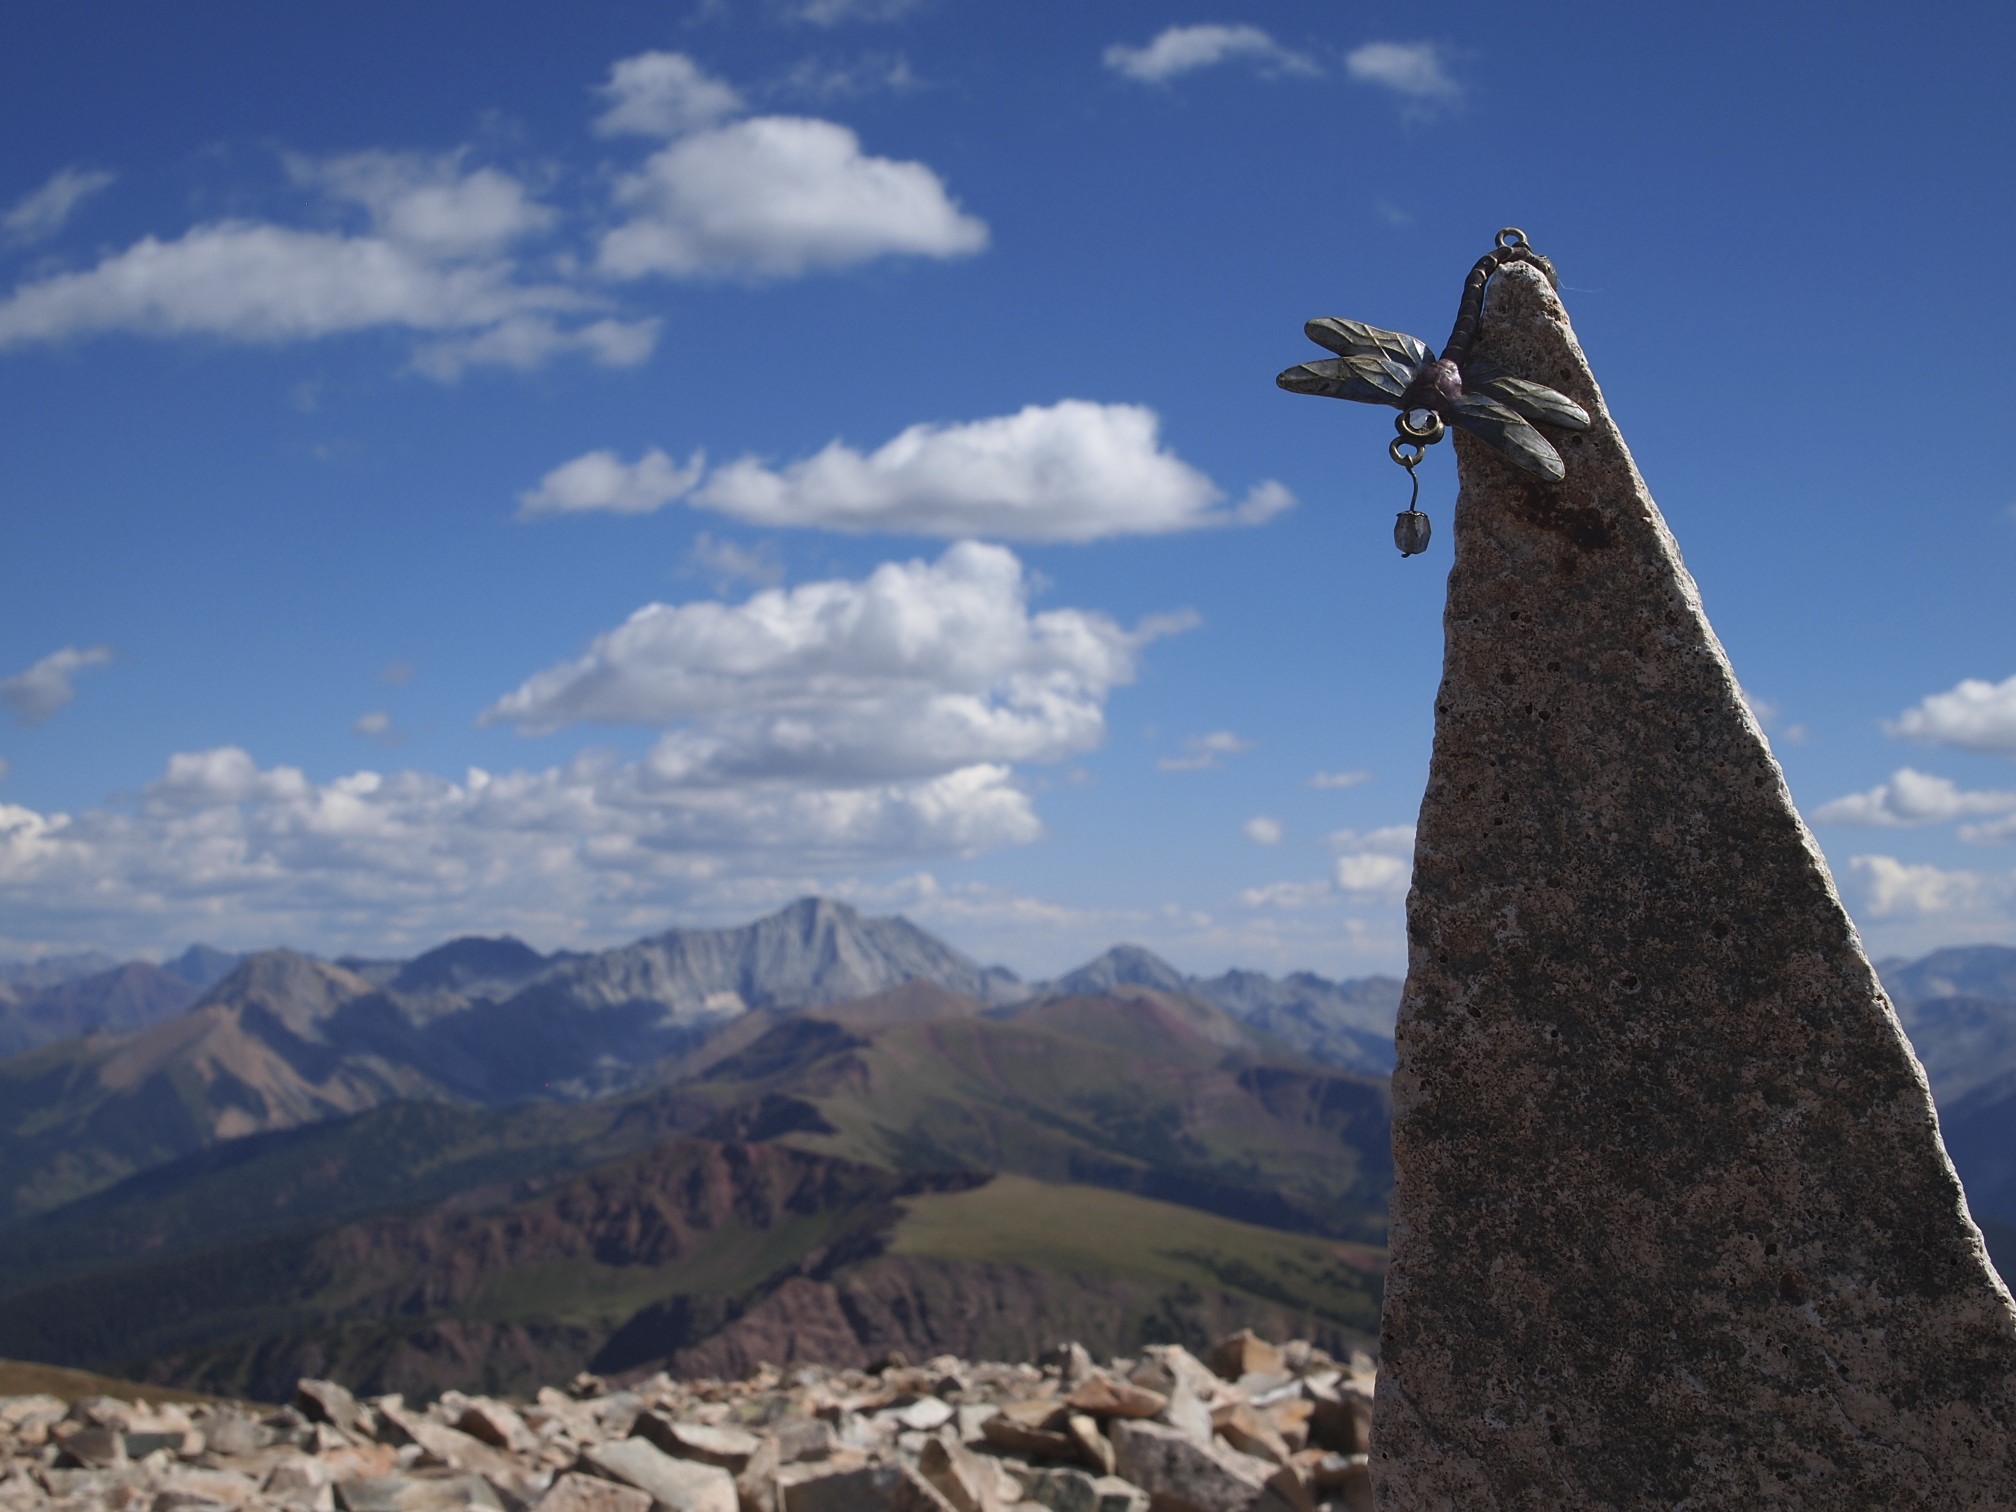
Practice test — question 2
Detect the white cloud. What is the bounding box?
[352,710,408,748]
[0,150,642,379]
[0,646,113,726]
[518,446,705,518]
[1236,879,1333,910]
[1242,816,1283,846]
[3,166,115,245]
[1345,42,1461,109]
[593,52,745,138]
[1159,731,1252,773]
[0,746,1039,957]
[1814,768,2016,830]
[777,53,920,102]
[1309,769,1372,790]
[289,151,554,258]
[1888,673,2016,755]
[1328,825,1415,899]
[0,221,585,348]
[410,315,660,382]
[597,115,987,280]
[682,533,784,591]
[689,401,1294,541]
[1104,25,1318,84]
[483,541,1190,787]
[1850,855,2000,919]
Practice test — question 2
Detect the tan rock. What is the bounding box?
[632,1416,762,1475]
[1109,1419,1302,1512]
[154,1467,262,1508]
[978,1413,1075,1463]
[1207,1332,1283,1383]
[1060,1378,1165,1421]
[531,1471,652,1512]
[295,1382,363,1437]
[455,1402,538,1457]
[334,1472,506,1512]
[915,1436,1000,1512]
[1262,1399,1311,1454]
[1373,256,2016,1508]
[779,1462,955,1512]
[1293,1451,1370,1511]
[578,1439,736,1512]
[1062,1415,1113,1477]
[1210,1403,1288,1466]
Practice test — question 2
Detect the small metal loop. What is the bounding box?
[1396,409,1445,445]
[1389,437,1426,469]
[1496,226,1528,249]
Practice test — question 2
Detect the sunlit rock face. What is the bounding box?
[1375,261,2016,1510]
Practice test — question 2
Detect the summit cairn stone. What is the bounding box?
[1374,260,2016,1508]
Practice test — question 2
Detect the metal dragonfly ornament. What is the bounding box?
[1277,228,1592,556]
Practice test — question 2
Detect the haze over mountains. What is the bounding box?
[0,900,2008,1403]
[0,899,1402,1399]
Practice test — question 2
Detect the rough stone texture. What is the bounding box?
[1373,258,2016,1508]
[579,1438,737,1512]
[532,1473,653,1512]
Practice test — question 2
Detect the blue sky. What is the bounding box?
[2,1,2013,977]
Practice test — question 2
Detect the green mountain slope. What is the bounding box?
[0,983,1392,1399]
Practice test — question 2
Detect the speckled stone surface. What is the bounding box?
[1372,262,2016,1510]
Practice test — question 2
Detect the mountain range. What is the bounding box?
[0,904,2006,1403]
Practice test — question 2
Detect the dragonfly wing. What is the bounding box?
[1277,359,1400,405]
[1473,375,1592,430]
[1447,393,1567,480]
[1303,317,1435,371]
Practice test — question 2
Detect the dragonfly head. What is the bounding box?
[1401,358,1465,418]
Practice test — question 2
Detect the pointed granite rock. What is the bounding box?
[1373,260,2016,1509]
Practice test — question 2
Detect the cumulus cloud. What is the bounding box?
[685,401,1293,540]
[0,646,113,726]
[1309,769,1372,790]
[353,711,408,747]
[1850,855,2001,919]
[1814,768,2016,830]
[681,533,784,590]
[593,52,745,138]
[1330,824,1415,898]
[597,115,987,280]
[3,166,115,245]
[288,151,554,258]
[1345,42,1461,109]
[1888,673,2016,755]
[0,151,643,379]
[0,745,1039,955]
[1159,731,1252,773]
[483,541,1190,786]
[777,53,920,102]
[1104,25,1318,84]
[1242,816,1283,846]
[518,446,706,518]
[411,315,660,382]
[0,219,603,362]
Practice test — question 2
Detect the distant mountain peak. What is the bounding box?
[390,935,548,998]
[203,950,376,1036]
[1048,945,1191,998]
[163,944,245,991]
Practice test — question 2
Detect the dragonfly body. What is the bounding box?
[1278,231,1592,482]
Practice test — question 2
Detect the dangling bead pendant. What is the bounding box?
[1394,508,1432,556]
[1387,413,1441,557]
